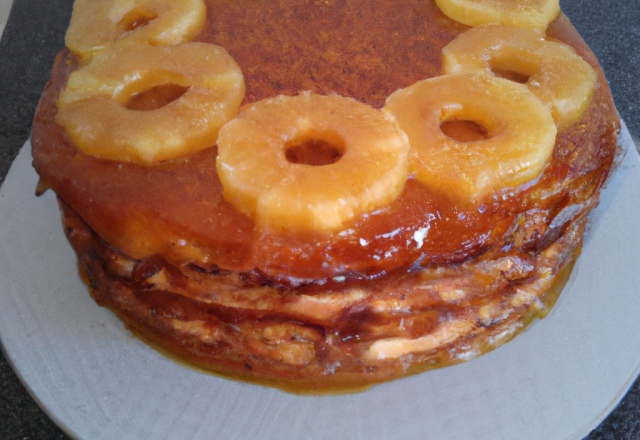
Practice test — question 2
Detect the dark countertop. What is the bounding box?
[0,1,638,439]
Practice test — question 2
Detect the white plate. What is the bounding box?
[1,127,639,440]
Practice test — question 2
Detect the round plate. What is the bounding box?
[1,128,639,440]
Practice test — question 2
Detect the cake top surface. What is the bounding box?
[31,0,619,284]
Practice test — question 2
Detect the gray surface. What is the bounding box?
[0,0,638,439]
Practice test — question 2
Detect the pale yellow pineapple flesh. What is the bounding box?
[216,93,410,232]
[56,41,245,163]
[442,24,597,133]
[65,0,206,60]
[435,0,560,31]
[383,71,556,202]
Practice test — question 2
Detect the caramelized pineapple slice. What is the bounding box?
[435,0,560,31]
[216,93,410,232]
[56,42,244,163]
[384,72,556,202]
[442,24,596,132]
[66,0,206,60]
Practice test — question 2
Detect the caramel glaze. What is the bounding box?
[31,0,619,285]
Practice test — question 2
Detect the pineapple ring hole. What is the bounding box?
[488,57,541,85]
[489,68,531,84]
[440,119,489,142]
[118,7,158,32]
[124,84,190,111]
[285,133,346,166]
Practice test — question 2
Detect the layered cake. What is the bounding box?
[31,0,620,393]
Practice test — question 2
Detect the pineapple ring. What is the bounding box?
[56,42,245,164]
[216,93,410,232]
[65,0,206,60]
[442,24,596,133]
[384,71,556,201]
[434,0,560,31]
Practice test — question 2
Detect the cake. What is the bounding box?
[30,0,620,393]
